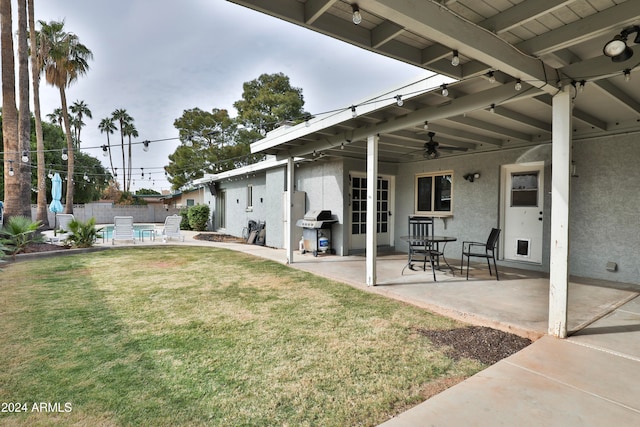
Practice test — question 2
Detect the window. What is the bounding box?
[246,185,253,209]
[415,171,453,215]
[511,172,538,207]
[186,199,195,207]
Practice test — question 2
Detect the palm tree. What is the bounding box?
[1,0,24,219]
[122,122,138,192]
[47,107,64,128]
[39,20,93,214]
[28,0,49,226]
[70,99,91,148]
[98,117,117,178]
[17,0,32,216]
[112,108,133,190]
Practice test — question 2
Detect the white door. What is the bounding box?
[501,162,544,264]
[349,173,394,251]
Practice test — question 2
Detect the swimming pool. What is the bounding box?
[98,223,158,242]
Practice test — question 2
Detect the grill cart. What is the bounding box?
[296,210,337,257]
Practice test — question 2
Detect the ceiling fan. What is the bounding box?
[423,132,467,159]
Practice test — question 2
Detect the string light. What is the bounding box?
[624,69,631,82]
[489,104,495,113]
[351,105,357,118]
[351,4,362,25]
[441,84,448,96]
[8,160,14,176]
[395,95,403,106]
[61,148,68,161]
[451,50,460,67]
[21,150,29,162]
[102,145,109,157]
[424,121,429,130]
[487,71,496,84]
[143,140,150,151]
[515,79,522,91]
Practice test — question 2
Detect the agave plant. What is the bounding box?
[0,216,44,258]
[66,217,103,248]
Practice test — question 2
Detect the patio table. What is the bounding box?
[400,235,457,279]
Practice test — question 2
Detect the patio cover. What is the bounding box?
[227,0,640,338]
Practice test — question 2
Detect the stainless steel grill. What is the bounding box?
[296,210,337,256]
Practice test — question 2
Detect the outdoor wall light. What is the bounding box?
[603,25,640,62]
[352,4,362,25]
[463,172,480,182]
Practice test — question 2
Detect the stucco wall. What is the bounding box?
[394,137,638,284]
[569,133,640,282]
[264,167,286,248]
[294,159,345,255]
[217,173,268,240]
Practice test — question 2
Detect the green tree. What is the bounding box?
[166,108,237,190]
[233,72,307,135]
[165,73,307,190]
[136,188,160,195]
[39,20,93,214]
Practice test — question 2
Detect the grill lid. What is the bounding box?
[297,210,337,228]
[303,210,333,221]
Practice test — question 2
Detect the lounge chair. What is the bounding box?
[159,215,184,242]
[112,216,135,245]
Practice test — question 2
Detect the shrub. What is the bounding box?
[179,208,191,230]
[188,204,210,231]
[66,217,103,248]
[0,216,43,258]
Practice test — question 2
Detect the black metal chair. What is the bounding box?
[461,228,501,280]
[403,216,438,280]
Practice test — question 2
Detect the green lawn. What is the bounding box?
[0,247,483,426]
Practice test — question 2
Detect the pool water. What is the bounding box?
[99,224,157,241]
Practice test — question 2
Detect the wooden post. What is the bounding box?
[366,134,379,286]
[548,86,572,338]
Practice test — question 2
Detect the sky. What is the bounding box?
[31,0,428,192]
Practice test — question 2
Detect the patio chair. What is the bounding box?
[461,228,501,280]
[403,216,438,280]
[159,215,184,242]
[112,216,135,245]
